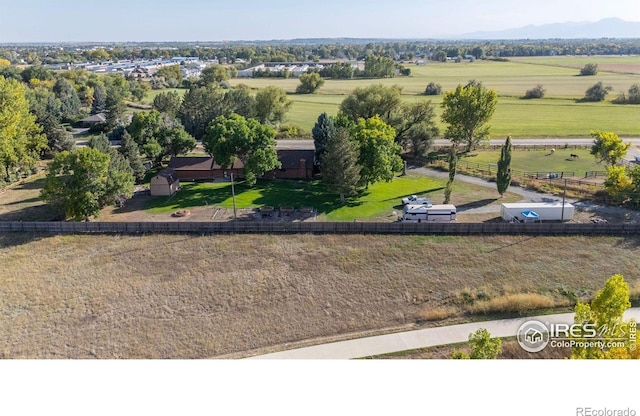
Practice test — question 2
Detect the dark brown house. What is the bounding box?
[167,149,314,181]
[264,149,314,179]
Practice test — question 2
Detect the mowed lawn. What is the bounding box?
[145,175,520,221]
[146,176,446,220]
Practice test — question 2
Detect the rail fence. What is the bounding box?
[1,221,639,235]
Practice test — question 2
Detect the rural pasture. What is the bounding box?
[226,56,640,136]
[0,232,638,358]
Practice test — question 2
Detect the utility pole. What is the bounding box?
[231,172,237,220]
[561,178,567,222]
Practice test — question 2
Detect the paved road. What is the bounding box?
[277,138,640,164]
[249,308,640,359]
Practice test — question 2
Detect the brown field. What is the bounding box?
[1,233,638,358]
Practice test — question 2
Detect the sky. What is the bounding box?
[1,0,640,42]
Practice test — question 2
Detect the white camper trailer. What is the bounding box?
[402,204,456,223]
[501,202,574,222]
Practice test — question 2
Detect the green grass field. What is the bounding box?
[227,57,640,136]
[460,147,603,176]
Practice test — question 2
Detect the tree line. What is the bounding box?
[6,38,640,66]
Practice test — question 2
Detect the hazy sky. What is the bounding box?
[1,0,639,42]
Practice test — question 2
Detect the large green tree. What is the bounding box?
[202,114,280,185]
[393,101,439,157]
[152,90,183,117]
[296,72,325,94]
[254,86,292,126]
[443,145,458,204]
[41,148,111,220]
[118,130,146,183]
[312,112,336,164]
[441,82,497,152]
[0,76,47,180]
[321,127,361,203]
[590,130,631,167]
[351,116,402,188]
[339,84,402,123]
[178,85,226,139]
[496,136,512,197]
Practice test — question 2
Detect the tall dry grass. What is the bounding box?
[0,233,638,358]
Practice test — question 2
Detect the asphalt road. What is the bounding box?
[276,138,640,161]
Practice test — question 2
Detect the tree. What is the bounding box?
[626,84,640,104]
[590,130,631,167]
[393,101,439,157]
[153,90,183,117]
[603,165,633,204]
[118,130,146,183]
[41,148,110,220]
[441,83,497,152]
[178,85,227,140]
[443,145,457,204]
[572,274,637,359]
[451,328,502,359]
[296,72,325,94]
[321,128,361,203]
[312,112,336,164]
[53,77,83,122]
[579,63,598,76]
[223,85,256,120]
[202,114,280,185]
[339,84,402,123]
[254,86,292,126]
[91,83,107,115]
[583,82,612,102]
[363,55,396,78]
[0,76,47,180]
[424,82,442,95]
[524,84,545,99]
[157,126,197,159]
[199,65,231,85]
[155,64,183,86]
[351,116,402,188]
[496,136,512,197]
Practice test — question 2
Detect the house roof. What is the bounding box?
[167,156,214,171]
[154,169,178,184]
[277,149,314,169]
[79,113,106,123]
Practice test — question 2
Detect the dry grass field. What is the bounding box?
[1,232,639,358]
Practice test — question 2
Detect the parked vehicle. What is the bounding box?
[401,204,456,223]
[401,195,432,206]
[500,202,574,222]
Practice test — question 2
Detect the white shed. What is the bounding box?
[150,169,180,196]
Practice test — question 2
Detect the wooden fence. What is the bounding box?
[1,221,639,235]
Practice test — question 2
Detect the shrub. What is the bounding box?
[583,82,612,102]
[524,84,545,99]
[424,82,442,95]
[579,63,598,76]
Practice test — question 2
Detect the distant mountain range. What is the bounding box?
[454,18,640,39]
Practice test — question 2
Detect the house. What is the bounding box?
[78,113,106,128]
[265,149,314,179]
[166,149,314,182]
[167,156,216,181]
[150,169,180,196]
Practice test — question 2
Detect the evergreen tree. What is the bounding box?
[444,145,458,204]
[496,136,512,197]
[312,112,336,164]
[118,131,146,183]
[321,128,361,203]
